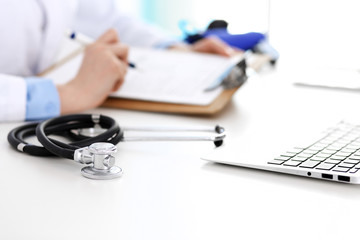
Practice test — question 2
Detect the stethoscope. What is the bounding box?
[8,114,225,180]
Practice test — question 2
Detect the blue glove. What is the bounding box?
[202,29,265,51]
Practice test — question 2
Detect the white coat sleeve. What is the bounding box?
[0,74,26,122]
[72,0,179,48]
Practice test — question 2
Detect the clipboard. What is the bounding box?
[42,47,271,116]
[102,53,271,115]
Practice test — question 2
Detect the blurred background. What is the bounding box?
[119,0,360,70]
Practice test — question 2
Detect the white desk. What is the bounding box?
[1,63,360,240]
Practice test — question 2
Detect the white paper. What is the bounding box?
[46,47,243,105]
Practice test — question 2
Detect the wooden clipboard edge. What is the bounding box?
[101,87,239,116]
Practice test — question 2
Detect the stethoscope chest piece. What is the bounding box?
[75,142,123,180]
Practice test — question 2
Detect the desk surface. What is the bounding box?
[2,63,360,240]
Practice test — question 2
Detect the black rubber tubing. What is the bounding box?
[8,114,123,158]
[36,114,122,159]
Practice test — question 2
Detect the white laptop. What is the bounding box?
[202,121,360,184]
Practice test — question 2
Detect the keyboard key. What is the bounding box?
[343,146,359,151]
[332,166,349,173]
[327,141,342,147]
[354,164,360,169]
[297,153,315,158]
[324,159,341,164]
[326,145,344,151]
[268,160,285,165]
[336,151,352,157]
[308,145,326,151]
[318,139,334,145]
[291,156,309,162]
[313,142,329,148]
[309,156,327,161]
[302,149,320,155]
[280,152,297,157]
[322,149,338,155]
[324,134,341,140]
[346,144,360,150]
[286,147,304,154]
[315,163,336,170]
[343,159,360,164]
[348,155,360,160]
[329,156,347,161]
[352,150,360,156]
[274,156,291,161]
[299,160,320,168]
[341,148,356,153]
[315,153,333,158]
[338,162,355,168]
[336,140,351,145]
[283,161,301,167]
[349,168,359,174]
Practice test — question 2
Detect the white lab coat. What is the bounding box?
[0,0,174,122]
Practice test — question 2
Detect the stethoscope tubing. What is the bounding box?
[37,114,122,159]
[8,114,225,160]
[8,114,122,158]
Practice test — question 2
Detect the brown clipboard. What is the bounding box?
[102,53,271,115]
[41,49,271,116]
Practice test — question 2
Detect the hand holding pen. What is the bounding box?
[57,29,130,115]
[66,29,136,69]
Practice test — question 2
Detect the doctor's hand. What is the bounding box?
[170,37,240,57]
[57,29,128,114]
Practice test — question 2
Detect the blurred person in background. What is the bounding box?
[0,0,236,122]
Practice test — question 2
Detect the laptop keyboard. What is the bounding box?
[268,122,360,174]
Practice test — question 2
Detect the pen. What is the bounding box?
[65,30,136,69]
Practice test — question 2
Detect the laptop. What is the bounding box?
[201,121,360,184]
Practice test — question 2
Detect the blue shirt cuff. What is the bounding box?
[25,77,60,121]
